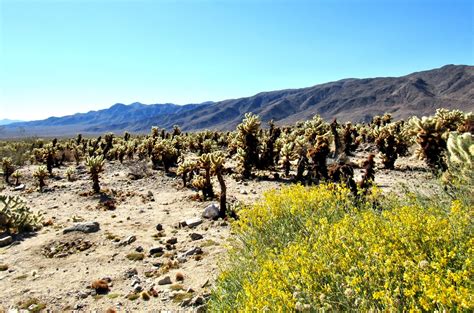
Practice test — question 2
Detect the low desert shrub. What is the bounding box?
[209,183,473,311]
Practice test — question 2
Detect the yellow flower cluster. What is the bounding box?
[210,184,473,311]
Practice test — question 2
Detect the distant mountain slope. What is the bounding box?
[2,64,473,138]
[0,119,23,126]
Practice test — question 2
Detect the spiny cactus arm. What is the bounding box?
[447,132,473,166]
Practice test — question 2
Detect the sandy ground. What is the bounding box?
[0,149,436,312]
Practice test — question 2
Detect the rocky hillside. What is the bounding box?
[2,64,473,137]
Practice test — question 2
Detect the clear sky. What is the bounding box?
[0,0,472,121]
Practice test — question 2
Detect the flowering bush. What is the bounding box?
[210,184,473,311]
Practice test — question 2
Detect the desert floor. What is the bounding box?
[0,149,437,312]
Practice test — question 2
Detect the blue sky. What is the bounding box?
[0,0,472,120]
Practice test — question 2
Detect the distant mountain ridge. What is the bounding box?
[0,119,23,126]
[2,64,473,138]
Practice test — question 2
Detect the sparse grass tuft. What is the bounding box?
[126,252,145,261]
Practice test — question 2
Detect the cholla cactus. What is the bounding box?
[302,115,329,144]
[72,145,82,165]
[434,108,467,131]
[279,142,296,177]
[86,155,105,193]
[103,132,115,159]
[342,122,359,155]
[172,125,181,137]
[126,141,136,160]
[66,167,75,182]
[197,153,214,198]
[151,126,160,138]
[124,131,131,142]
[236,113,261,178]
[11,170,22,186]
[0,195,43,233]
[407,109,472,172]
[458,113,473,133]
[1,157,15,184]
[41,144,55,175]
[307,135,330,182]
[358,153,376,192]
[33,166,48,191]
[259,120,281,168]
[117,145,126,163]
[373,123,409,169]
[176,158,197,188]
[151,139,179,172]
[371,113,391,128]
[444,132,473,184]
[407,116,447,171]
[191,175,207,199]
[210,152,227,217]
[294,136,309,181]
[201,139,218,154]
[328,161,357,195]
[330,119,341,157]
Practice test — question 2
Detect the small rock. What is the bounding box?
[149,247,164,255]
[0,235,13,247]
[239,189,248,195]
[202,203,219,219]
[135,246,144,253]
[156,224,163,231]
[190,233,203,241]
[124,268,138,279]
[166,237,178,245]
[185,218,202,228]
[158,276,172,285]
[180,247,203,258]
[192,296,205,306]
[13,184,25,191]
[73,303,84,310]
[118,235,136,246]
[134,285,143,292]
[77,291,89,299]
[63,221,100,234]
[152,262,163,268]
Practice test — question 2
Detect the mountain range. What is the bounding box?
[1,64,473,138]
[0,119,23,126]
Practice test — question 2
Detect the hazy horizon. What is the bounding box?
[1,0,473,120]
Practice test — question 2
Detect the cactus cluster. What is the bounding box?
[0,108,472,208]
[373,122,410,169]
[1,157,15,184]
[236,113,261,178]
[0,195,43,233]
[33,166,49,191]
[444,132,473,184]
[405,109,471,172]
